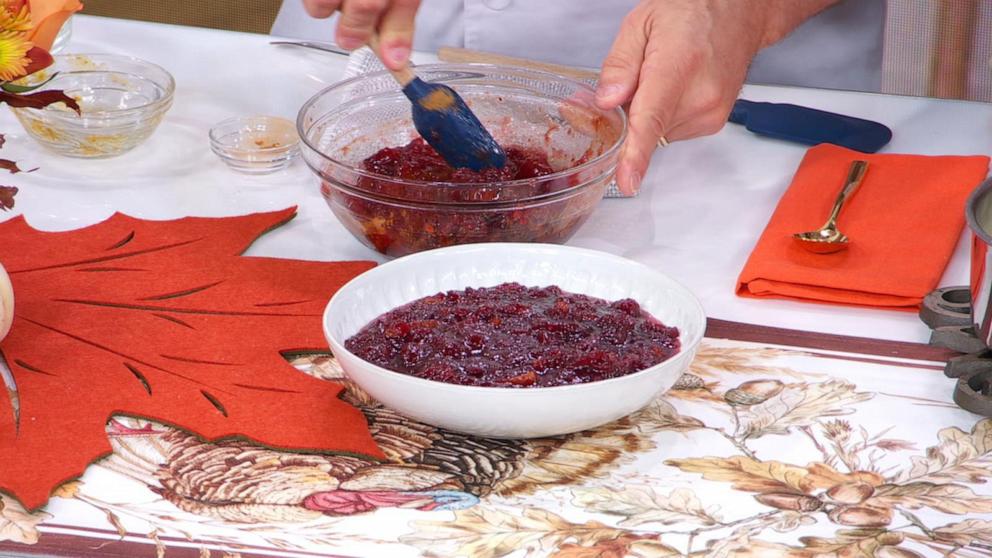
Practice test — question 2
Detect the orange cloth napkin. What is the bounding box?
[737,144,990,308]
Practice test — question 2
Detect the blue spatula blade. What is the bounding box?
[403,78,507,171]
[728,99,892,153]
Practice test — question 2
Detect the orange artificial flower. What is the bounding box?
[0,29,32,80]
[21,0,82,52]
[0,0,78,80]
[0,2,31,32]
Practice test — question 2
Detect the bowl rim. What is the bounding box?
[210,144,300,163]
[323,242,706,395]
[11,53,176,119]
[296,62,628,190]
[209,115,302,156]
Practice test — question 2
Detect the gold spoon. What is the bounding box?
[792,159,869,254]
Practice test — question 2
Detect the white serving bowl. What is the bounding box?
[323,243,706,438]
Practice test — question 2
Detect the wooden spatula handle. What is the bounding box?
[368,34,417,86]
[437,46,599,82]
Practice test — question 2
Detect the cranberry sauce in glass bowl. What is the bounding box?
[297,64,626,257]
[345,282,681,388]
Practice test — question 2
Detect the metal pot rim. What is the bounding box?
[965,177,992,242]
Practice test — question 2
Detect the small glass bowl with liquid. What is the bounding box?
[209,115,300,174]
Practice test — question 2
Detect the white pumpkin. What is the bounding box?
[0,263,12,341]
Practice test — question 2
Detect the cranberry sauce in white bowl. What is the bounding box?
[323,243,705,438]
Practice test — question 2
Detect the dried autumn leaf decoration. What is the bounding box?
[0,185,15,211]
[0,208,384,510]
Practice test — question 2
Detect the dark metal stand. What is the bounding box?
[920,286,992,415]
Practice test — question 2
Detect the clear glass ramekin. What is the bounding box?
[209,115,300,174]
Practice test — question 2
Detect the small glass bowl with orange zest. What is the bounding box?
[9,53,174,158]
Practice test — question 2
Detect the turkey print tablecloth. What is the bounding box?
[1,324,989,558]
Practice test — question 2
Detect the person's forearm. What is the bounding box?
[762,0,842,47]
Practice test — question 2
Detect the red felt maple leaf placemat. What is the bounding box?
[0,208,384,510]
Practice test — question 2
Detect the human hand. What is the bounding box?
[595,0,837,195]
[301,0,421,70]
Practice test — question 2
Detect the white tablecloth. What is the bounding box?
[4,14,991,345]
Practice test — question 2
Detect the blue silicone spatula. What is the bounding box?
[728,99,892,153]
[434,47,893,154]
[368,36,507,171]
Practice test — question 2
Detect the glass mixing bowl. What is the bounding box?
[298,64,626,257]
[10,54,174,158]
